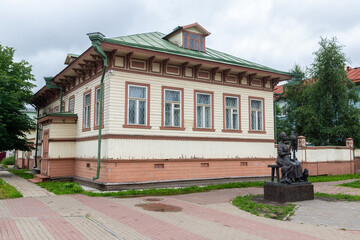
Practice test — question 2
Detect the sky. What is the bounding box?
[1,0,359,92]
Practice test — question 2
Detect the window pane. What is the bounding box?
[85,106,89,128]
[251,110,256,130]
[85,94,90,105]
[225,109,231,129]
[205,106,211,128]
[128,100,136,124]
[95,102,100,126]
[129,86,146,98]
[190,39,194,49]
[165,103,171,126]
[165,90,180,102]
[138,100,146,125]
[200,42,204,51]
[251,100,261,110]
[184,39,188,48]
[96,88,101,101]
[69,99,74,113]
[197,106,203,128]
[174,109,180,127]
[197,94,210,104]
[257,111,263,130]
[194,40,198,50]
[226,97,237,107]
[190,33,198,39]
[184,32,188,37]
[200,36,204,40]
[232,113,238,129]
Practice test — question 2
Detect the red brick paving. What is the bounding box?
[0,218,22,240]
[163,198,323,240]
[72,195,209,240]
[4,198,86,240]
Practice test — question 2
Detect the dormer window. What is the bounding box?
[163,22,210,52]
[183,31,205,52]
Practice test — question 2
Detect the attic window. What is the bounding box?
[183,31,205,52]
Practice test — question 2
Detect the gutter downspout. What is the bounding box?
[44,77,63,112]
[87,32,107,180]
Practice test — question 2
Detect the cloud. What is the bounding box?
[1,0,359,92]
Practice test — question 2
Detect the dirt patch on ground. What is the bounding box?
[136,203,182,212]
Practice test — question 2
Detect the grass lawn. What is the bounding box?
[0,178,23,199]
[308,174,360,183]
[337,180,360,189]
[8,169,34,179]
[232,195,296,220]
[315,192,360,201]
[36,182,84,195]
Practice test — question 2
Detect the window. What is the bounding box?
[54,106,59,113]
[224,95,240,131]
[94,86,103,128]
[160,88,184,129]
[183,31,205,52]
[250,98,264,132]
[83,91,91,130]
[128,85,147,125]
[195,91,214,130]
[61,101,65,112]
[69,96,74,113]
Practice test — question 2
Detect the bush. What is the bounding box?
[1,156,14,166]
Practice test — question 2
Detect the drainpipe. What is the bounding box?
[274,100,277,144]
[87,32,107,180]
[44,77,63,112]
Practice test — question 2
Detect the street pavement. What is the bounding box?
[1,170,360,240]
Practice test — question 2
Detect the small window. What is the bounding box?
[183,31,205,52]
[128,85,147,125]
[196,93,212,128]
[225,96,239,130]
[83,92,91,129]
[95,87,102,127]
[164,89,181,127]
[69,96,75,113]
[250,99,263,131]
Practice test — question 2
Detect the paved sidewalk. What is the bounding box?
[0,171,54,197]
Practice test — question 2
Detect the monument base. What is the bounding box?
[264,181,314,202]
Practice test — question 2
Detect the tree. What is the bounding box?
[0,44,35,151]
[283,37,360,146]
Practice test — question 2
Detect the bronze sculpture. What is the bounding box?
[276,132,308,184]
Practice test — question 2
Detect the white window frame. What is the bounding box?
[95,87,101,127]
[250,99,263,131]
[225,96,239,130]
[128,85,147,125]
[196,93,212,129]
[164,89,181,127]
[84,93,91,129]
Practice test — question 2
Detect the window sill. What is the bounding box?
[82,128,91,132]
[94,125,104,130]
[193,128,216,132]
[248,130,267,134]
[123,124,152,129]
[160,126,185,131]
[222,129,242,133]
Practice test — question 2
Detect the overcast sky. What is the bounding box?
[1,0,359,92]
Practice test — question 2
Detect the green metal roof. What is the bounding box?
[104,32,290,76]
[37,112,78,119]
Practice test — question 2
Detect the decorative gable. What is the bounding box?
[163,22,211,52]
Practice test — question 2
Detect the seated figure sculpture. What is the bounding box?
[276,132,305,184]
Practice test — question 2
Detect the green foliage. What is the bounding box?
[1,156,14,166]
[83,181,265,197]
[281,38,360,146]
[315,192,360,201]
[232,195,296,220]
[0,178,23,199]
[8,169,34,179]
[0,44,35,152]
[308,173,360,183]
[36,181,84,195]
[337,180,360,188]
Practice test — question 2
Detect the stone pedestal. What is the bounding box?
[264,182,314,202]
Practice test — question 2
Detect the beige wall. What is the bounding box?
[297,147,353,163]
